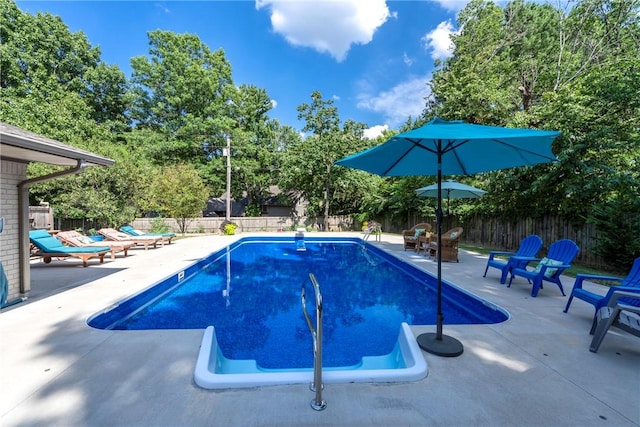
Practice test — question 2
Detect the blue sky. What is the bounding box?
[16,0,473,137]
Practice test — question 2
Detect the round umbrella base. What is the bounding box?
[417,332,464,357]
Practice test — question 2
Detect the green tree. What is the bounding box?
[0,0,100,97]
[80,63,131,131]
[130,30,268,211]
[28,132,153,228]
[142,163,209,234]
[0,0,141,225]
[225,85,283,214]
[282,91,368,230]
[426,0,640,229]
[425,0,639,221]
[129,30,236,161]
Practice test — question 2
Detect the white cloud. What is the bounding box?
[402,52,414,67]
[155,3,170,14]
[357,75,430,128]
[363,124,388,139]
[255,0,393,61]
[432,0,471,12]
[422,20,456,60]
[270,99,278,109]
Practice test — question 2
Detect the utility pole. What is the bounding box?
[225,135,231,222]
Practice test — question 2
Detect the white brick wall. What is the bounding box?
[0,159,27,302]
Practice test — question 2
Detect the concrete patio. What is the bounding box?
[1,233,638,426]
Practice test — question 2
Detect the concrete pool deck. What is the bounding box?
[1,232,638,426]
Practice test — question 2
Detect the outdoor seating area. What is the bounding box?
[29,226,174,268]
[402,223,432,251]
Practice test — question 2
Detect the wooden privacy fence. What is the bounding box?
[53,216,354,234]
[54,213,606,268]
[130,215,355,234]
[462,215,601,266]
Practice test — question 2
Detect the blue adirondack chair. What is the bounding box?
[564,257,640,330]
[483,235,543,284]
[508,239,579,297]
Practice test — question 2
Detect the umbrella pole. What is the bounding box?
[446,193,451,230]
[417,141,463,357]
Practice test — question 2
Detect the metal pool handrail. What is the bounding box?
[301,273,326,411]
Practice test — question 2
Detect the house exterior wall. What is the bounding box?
[0,159,27,302]
[263,205,296,217]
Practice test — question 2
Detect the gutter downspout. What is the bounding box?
[17,160,86,296]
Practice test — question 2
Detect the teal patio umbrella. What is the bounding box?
[335,118,560,357]
[415,180,487,216]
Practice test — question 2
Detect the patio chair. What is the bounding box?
[29,229,110,267]
[563,257,640,328]
[402,223,432,251]
[428,227,463,262]
[483,235,543,284]
[507,239,579,297]
[120,225,175,244]
[98,228,163,250]
[589,290,640,353]
[56,230,135,260]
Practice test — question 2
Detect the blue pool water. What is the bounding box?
[89,237,507,370]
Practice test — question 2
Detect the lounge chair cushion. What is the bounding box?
[32,236,110,253]
[29,229,53,239]
[533,257,564,278]
[120,225,175,238]
[413,228,425,238]
[76,236,94,244]
[33,235,66,250]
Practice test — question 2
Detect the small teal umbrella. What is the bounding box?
[415,180,487,215]
[336,118,560,357]
[415,180,487,199]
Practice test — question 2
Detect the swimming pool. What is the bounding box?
[88,236,508,388]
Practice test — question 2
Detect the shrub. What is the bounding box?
[223,222,237,235]
[588,197,640,270]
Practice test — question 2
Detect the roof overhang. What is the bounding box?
[0,122,114,167]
